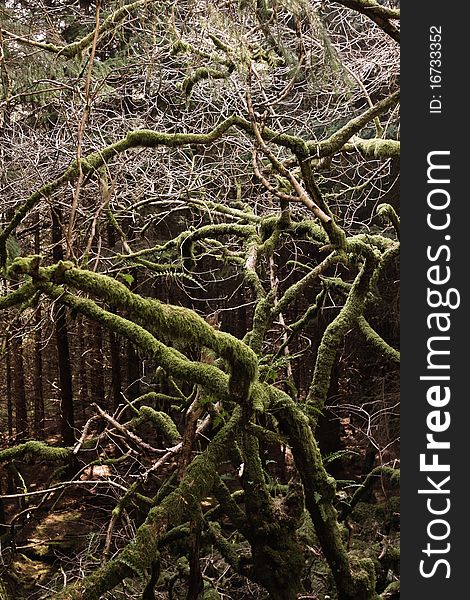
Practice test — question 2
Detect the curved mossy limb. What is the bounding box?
[212,475,247,532]
[341,466,400,521]
[0,282,37,309]
[244,293,274,355]
[8,258,259,407]
[3,0,156,59]
[206,521,249,575]
[179,223,257,270]
[356,316,400,364]
[349,556,380,600]
[376,203,400,239]
[331,0,400,43]
[371,245,399,294]
[310,91,400,159]
[274,250,342,317]
[60,265,257,404]
[344,137,400,160]
[306,258,377,423]
[0,441,71,464]
[126,407,180,446]
[380,579,399,598]
[182,66,233,97]
[37,280,231,402]
[0,94,399,265]
[131,391,184,407]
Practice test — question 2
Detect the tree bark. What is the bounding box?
[126,271,141,401]
[12,324,28,442]
[109,328,122,409]
[52,208,75,445]
[6,335,13,441]
[127,340,140,401]
[33,307,45,439]
[89,320,106,409]
[77,315,89,422]
[33,222,45,439]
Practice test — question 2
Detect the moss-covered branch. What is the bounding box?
[0,93,400,263]
[376,203,400,239]
[206,521,248,574]
[0,441,72,464]
[2,0,154,59]
[0,282,37,309]
[274,251,342,317]
[182,66,233,97]
[357,316,400,364]
[126,406,181,446]
[212,475,248,532]
[238,430,305,600]
[343,137,400,159]
[179,223,258,270]
[188,197,262,223]
[312,90,400,158]
[9,258,259,405]
[341,466,400,521]
[0,117,239,262]
[306,257,377,422]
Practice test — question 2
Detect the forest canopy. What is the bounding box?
[0,1,400,599]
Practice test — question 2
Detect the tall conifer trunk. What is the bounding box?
[52,208,75,445]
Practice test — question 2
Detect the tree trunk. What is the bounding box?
[52,208,75,446]
[33,308,45,439]
[12,326,28,442]
[186,519,203,600]
[109,328,122,409]
[55,306,75,445]
[6,335,13,441]
[77,315,90,422]
[33,222,45,439]
[126,271,141,401]
[106,218,123,410]
[127,340,140,401]
[89,320,106,409]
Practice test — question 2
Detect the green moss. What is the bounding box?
[381,580,400,597]
[182,66,232,97]
[357,316,400,363]
[58,265,258,403]
[207,521,243,571]
[8,260,261,408]
[202,585,221,600]
[270,388,376,600]
[347,137,400,160]
[311,91,400,158]
[306,261,375,420]
[244,293,273,355]
[0,282,37,309]
[274,251,341,317]
[0,577,12,600]
[0,115,328,259]
[350,557,379,600]
[0,441,71,464]
[127,407,180,445]
[352,497,400,536]
[376,203,400,239]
